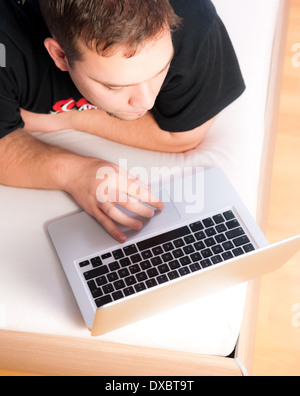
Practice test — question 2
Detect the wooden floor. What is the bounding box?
[252,0,300,376]
[0,0,299,378]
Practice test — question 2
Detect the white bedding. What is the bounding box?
[0,0,280,356]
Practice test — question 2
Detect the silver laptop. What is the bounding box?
[48,167,300,336]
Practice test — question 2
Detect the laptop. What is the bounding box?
[48,167,300,336]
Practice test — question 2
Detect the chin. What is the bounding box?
[108,111,147,121]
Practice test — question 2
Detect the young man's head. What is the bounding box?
[39,0,180,120]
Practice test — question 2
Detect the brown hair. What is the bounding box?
[39,0,181,65]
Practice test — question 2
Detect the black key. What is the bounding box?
[123,245,138,256]
[213,214,225,224]
[195,231,206,240]
[162,252,173,262]
[222,241,234,251]
[84,265,109,281]
[119,257,131,268]
[201,248,213,258]
[216,223,227,233]
[189,263,201,272]
[91,256,101,263]
[125,276,136,286]
[147,268,159,278]
[233,235,250,247]
[168,270,180,280]
[151,256,163,266]
[146,279,158,288]
[226,227,245,239]
[191,252,201,262]
[136,272,147,282]
[158,264,169,274]
[152,246,163,255]
[200,259,212,268]
[141,250,153,259]
[194,241,205,251]
[203,217,214,227]
[180,256,191,266]
[183,245,195,255]
[169,260,180,270]
[96,276,108,287]
[226,219,240,229]
[204,237,216,247]
[109,261,120,271]
[95,295,113,308]
[112,291,124,301]
[233,247,244,257]
[91,257,102,268]
[130,253,142,264]
[184,234,196,244]
[101,253,112,260]
[88,280,103,298]
[244,243,255,253]
[174,238,185,248]
[107,272,118,282]
[190,221,204,232]
[173,248,184,258]
[113,280,125,290]
[118,268,130,278]
[222,251,234,260]
[205,227,216,237]
[212,245,223,254]
[123,287,135,297]
[137,226,190,251]
[112,249,124,260]
[223,210,235,220]
[179,267,191,277]
[135,283,146,292]
[129,264,141,274]
[163,242,174,252]
[140,260,151,270]
[211,255,223,264]
[157,275,169,284]
[79,260,90,268]
[102,284,114,294]
[215,234,227,243]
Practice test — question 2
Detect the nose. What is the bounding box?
[128,82,157,111]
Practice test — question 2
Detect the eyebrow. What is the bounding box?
[89,51,175,88]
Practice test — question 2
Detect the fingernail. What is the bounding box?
[134,222,143,230]
[118,234,127,243]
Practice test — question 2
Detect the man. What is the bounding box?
[0,0,245,243]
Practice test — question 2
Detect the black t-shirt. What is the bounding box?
[0,0,245,138]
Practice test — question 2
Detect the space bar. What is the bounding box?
[137,226,190,251]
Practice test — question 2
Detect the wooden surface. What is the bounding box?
[253,0,300,376]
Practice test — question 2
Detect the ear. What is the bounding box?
[44,38,70,72]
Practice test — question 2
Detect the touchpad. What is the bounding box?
[118,189,182,239]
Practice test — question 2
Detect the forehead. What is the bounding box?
[74,31,174,86]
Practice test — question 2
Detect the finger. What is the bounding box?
[92,207,127,243]
[118,195,155,219]
[99,202,143,231]
[127,183,164,210]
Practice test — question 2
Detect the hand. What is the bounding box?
[64,157,164,243]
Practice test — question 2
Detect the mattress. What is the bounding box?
[0,0,281,356]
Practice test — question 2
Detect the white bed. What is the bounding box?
[0,0,290,375]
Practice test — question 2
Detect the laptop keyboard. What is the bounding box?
[78,210,255,309]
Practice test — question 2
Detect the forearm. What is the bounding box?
[0,129,86,191]
[21,108,214,153]
[70,109,212,153]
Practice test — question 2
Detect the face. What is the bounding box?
[66,31,174,121]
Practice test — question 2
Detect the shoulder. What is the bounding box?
[169,0,218,71]
[170,0,217,43]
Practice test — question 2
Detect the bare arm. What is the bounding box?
[0,129,163,242]
[21,108,215,153]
